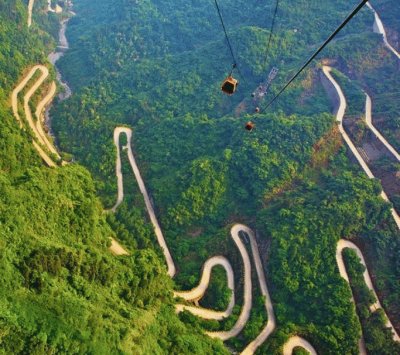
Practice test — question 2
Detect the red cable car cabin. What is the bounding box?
[245,121,255,131]
[221,76,238,95]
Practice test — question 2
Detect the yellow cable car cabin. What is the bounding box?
[221,76,238,95]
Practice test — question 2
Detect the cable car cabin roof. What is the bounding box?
[221,76,238,95]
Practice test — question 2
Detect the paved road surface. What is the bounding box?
[112,128,264,342]
[112,127,176,276]
[364,93,400,161]
[241,226,277,355]
[175,256,235,320]
[337,240,400,342]
[27,0,34,27]
[282,336,317,355]
[111,127,319,354]
[35,81,62,159]
[366,2,400,59]
[322,66,400,230]
[11,65,57,167]
[323,66,400,352]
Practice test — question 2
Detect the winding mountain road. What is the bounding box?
[337,240,400,342]
[27,0,34,27]
[112,127,176,277]
[321,66,373,177]
[12,66,39,128]
[111,129,253,341]
[23,67,51,148]
[112,128,252,336]
[18,5,398,352]
[366,2,400,60]
[20,1,395,352]
[34,81,62,160]
[111,127,318,354]
[11,65,59,167]
[205,224,253,340]
[364,1,400,165]
[365,93,400,162]
[13,66,127,259]
[27,0,62,27]
[174,256,235,320]
[322,66,400,351]
[241,227,276,355]
[322,66,400,230]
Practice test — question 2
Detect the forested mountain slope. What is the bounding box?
[374,0,400,49]
[0,0,399,354]
[0,1,227,353]
[50,0,400,353]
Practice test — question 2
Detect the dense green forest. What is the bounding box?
[255,150,399,354]
[0,1,227,353]
[0,0,399,353]
[50,0,400,353]
[343,249,400,354]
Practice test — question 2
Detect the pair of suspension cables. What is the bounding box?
[214,0,370,111]
[213,0,279,80]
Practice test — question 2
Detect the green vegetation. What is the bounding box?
[343,248,400,354]
[0,0,399,353]
[255,149,394,354]
[293,348,310,355]
[375,0,400,40]
[324,24,400,152]
[51,0,400,353]
[199,266,232,312]
[0,1,227,353]
[330,69,365,118]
